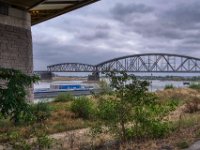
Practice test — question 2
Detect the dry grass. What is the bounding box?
[185,97,200,113]
[156,88,200,102]
[46,109,89,134]
[120,88,200,150]
[125,127,198,150]
[1,88,200,149]
[0,101,93,144]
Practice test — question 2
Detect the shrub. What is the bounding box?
[147,121,170,138]
[13,140,31,150]
[97,98,117,122]
[189,83,200,90]
[31,102,51,122]
[98,80,113,95]
[93,71,173,143]
[0,68,39,124]
[185,97,200,113]
[156,99,180,117]
[36,134,53,149]
[54,93,74,102]
[130,102,172,139]
[71,97,94,119]
[8,131,31,150]
[9,131,21,143]
[164,84,174,90]
[125,121,170,140]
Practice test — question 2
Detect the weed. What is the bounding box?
[189,83,200,90]
[195,129,200,138]
[36,134,53,149]
[54,93,74,102]
[13,140,31,150]
[9,131,21,143]
[53,123,67,132]
[31,102,51,122]
[164,84,174,90]
[185,97,200,113]
[176,140,189,149]
[71,97,94,119]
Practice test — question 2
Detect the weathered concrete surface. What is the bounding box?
[0,4,33,101]
[0,23,33,74]
[0,6,31,29]
[0,5,32,74]
[185,141,200,150]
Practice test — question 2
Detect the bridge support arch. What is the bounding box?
[0,4,33,101]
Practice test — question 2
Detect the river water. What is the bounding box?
[34,72,200,91]
[34,79,196,92]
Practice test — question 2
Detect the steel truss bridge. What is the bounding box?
[47,53,200,73]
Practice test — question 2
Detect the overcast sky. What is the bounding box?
[32,0,200,70]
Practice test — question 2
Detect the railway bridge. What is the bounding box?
[45,53,200,80]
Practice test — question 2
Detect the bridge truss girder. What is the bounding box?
[47,63,97,72]
[47,53,200,73]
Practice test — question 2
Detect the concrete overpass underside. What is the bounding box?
[0,0,99,100]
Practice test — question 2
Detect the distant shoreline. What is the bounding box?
[39,75,200,82]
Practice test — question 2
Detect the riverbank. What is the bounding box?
[1,88,200,149]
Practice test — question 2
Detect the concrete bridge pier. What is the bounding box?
[88,72,100,81]
[0,4,33,101]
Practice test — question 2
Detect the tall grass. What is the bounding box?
[164,84,174,90]
[189,83,200,90]
[54,93,74,102]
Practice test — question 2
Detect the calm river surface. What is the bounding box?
[34,79,197,92]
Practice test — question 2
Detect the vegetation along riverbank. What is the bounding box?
[1,69,200,149]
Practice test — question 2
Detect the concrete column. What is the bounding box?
[0,4,33,101]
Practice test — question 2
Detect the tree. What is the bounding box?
[0,68,39,124]
[95,71,171,143]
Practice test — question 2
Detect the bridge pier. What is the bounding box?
[88,72,100,81]
[35,71,55,80]
[0,3,33,101]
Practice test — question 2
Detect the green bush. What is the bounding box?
[189,83,200,90]
[155,99,179,117]
[92,71,173,143]
[7,131,31,150]
[164,84,174,90]
[54,93,74,102]
[97,99,117,121]
[0,68,39,124]
[148,121,170,138]
[36,134,53,149]
[125,121,170,140]
[8,131,21,143]
[71,97,94,119]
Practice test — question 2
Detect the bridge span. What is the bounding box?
[46,53,200,73]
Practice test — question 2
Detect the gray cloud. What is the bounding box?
[111,3,153,17]
[33,0,200,70]
[159,1,200,29]
[78,30,110,41]
[33,39,127,70]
